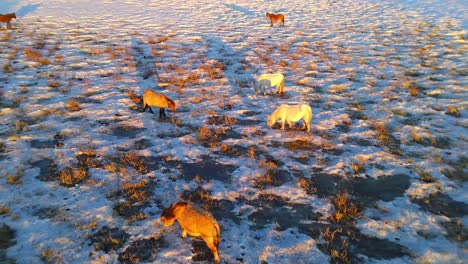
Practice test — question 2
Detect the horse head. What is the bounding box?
[267,114,275,128]
[160,201,187,226]
[168,100,176,113]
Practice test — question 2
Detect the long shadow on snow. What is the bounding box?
[131,38,161,93]
[202,35,259,114]
[15,4,41,17]
[223,3,256,17]
[299,173,411,205]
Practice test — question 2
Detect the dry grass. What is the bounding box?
[65,99,81,111]
[446,106,460,117]
[15,120,28,132]
[120,152,147,174]
[80,220,98,230]
[198,126,215,142]
[42,249,63,264]
[58,166,88,187]
[24,46,42,61]
[7,167,24,185]
[371,121,389,141]
[247,146,257,159]
[347,72,357,81]
[321,226,350,264]
[0,205,10,215]
[297,177,317,194]
[104,163,118,173]
[121,179,150,203]
[329,191,361,225]
[351,154,370,175]
[415,168,436,183]
[48,80,60,88]
[1,32,12,41]
[2,62,12,73]
[148,35,169,44]
[7,175,22,185]
[328,83,349,93]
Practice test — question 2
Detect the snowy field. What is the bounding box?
[0,0,467,263]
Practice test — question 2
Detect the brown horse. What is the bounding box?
[161,201,220,264]
[0,13,16,29]
[266,12,284,27]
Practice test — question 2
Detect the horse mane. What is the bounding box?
[162,201,187,219]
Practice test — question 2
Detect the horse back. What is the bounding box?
[0,13,15,22]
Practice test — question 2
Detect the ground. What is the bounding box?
[0,0,467,263]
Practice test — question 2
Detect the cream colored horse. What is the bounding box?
[256,73,284,95]
[267,103,312,133]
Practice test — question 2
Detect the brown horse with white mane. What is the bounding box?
[0,13,16,29]
[266,12,284,27]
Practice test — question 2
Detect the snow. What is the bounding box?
[1,0,467,263]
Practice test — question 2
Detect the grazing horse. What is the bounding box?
[256,73,285,95]
[0,13,16,29]
[266,12,284,27]
[267,103,312,133]
[142,89,176,119]
[161,201,220,264]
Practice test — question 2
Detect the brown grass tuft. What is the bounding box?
[415,168,436,183]
[446,106,460,117]
[66,99,81,111]
[121,152,147,174]
[24,47,42,61]
[58,166,88,187]
[329,191,361,225]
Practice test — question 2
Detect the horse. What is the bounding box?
[267,103,312,133]
[256,73,284,95]
[142,89,176,119]
[161,201,220,264]
[266,12,284,27]
[0,13,16,29]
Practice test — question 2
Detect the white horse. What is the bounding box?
[255,73,284,95]
[267,103,312,133]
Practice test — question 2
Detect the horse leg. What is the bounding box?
[148,105,155,114]
[159,108,164,119]
[181,228,187,238]
[280,79,284,94]
[162,108,167,118]
[7,22,11,29]
[204,237,220,264]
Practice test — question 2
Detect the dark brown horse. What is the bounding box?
[0,13,16,29]
[266,12,284,27]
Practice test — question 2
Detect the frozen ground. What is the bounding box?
[0,0,467,263]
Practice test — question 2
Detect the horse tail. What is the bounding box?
[214,222,220,249]
[306,105,312,132]
[282,15,285,26]
[142,95,147,111]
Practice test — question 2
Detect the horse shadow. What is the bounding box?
[202,35,259,103]
[223,3,255,17]
[15,4,41,17]
[130,38,161,95]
